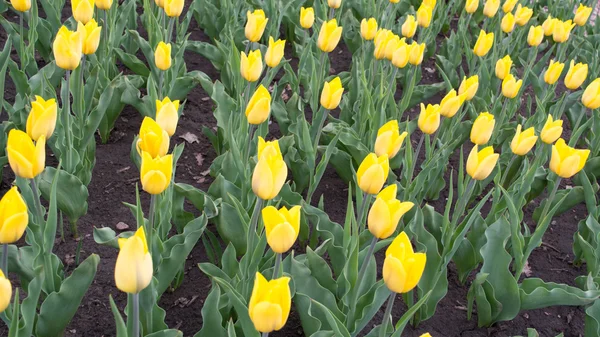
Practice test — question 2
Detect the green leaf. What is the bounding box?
[38,167,89,225]
[519,277,600,310]
[212,277,260,337]
[194,285,227,337]
[109,295,128,337]
[310,297,351,337]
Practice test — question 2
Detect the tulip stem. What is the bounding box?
[159,71,164,99]
[313,108,329,151]
[132,293,140,337]
[398,66,418,118]
[245,124,256,160]
[247,198,264,256]
[1,244,8,276]
[29,178,44,225]
[272,253,282,278]
[356,191,370,231]
[166,17,175,44]
[148,194,157,257]
[19,12,24,70]
[64,70,73,171]
[261,333,269,337]
[451,178,475,228]
[404,133,424,199]
[501,154,517,187]
[347,236,378,328]
[572,109,586,133]
[539,178,561,227]
[379,292,396,337]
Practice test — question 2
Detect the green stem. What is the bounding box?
[398,67,418,118]
[19,12,24,71]
[313,109,329,151]
[247,198,264,254]
[405,133,425,198]
[1,244,7,276]
[79,55,86,121]
[501,154,517,187]
[379,292,396,337]
[356,192,370,231]
[261,333,269,337]
[245,124,256,160]
[572,109,586,133]
[539,178,561,228]
[64,70,73,171]
[148,194,157,258]
[132,293,140,337]
[272,253,282,278]
[166,17,175,44]
[347,236,378,327]
[451,178,475,228]
[159,71,164,99]
[30,178,44,225]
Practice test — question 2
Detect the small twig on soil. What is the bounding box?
[541,242,560,253]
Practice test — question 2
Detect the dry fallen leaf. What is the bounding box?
[180,132,199,144]
[116,222,129,231]
[523,261,533,277]
[195,153,204,167]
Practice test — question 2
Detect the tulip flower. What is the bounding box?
[483,0,499,17]
[95,0,113,10]
[501,13,515,33]
[154,41,172,71]
[543,16,557,36]
[300,7,314,29]
[257,137,282,160]
[502,0,517,13]
[80,19,102,55]
[262,206,301,253]
[357,153,389,195]
[252,144,287,200]
[137,117,170,159]
[317,19,343,53]
[392,43,410,68]
[465,0,478,14]
[265,37,285,68]
[246,85,272,125]
[246,9,268,42]
[374,29,393,59]
[408,41,426,65]
[420,334,432,337]
[115,227,152,294]
[328,0,341,9]
[544,60,564,85]
[527,25,543,47]
[155,0,164,8]
[470,112,495,145]
[368,185,414,239]
[440,90,465,118]
[564,60,588,90]
[7,129,45,180]
[495,55,512,80]
[515,5,533,26]
[156,97,180,137]
[361,18,378,40]
[459,75,479,101]
[140,152,173,195]
[417,4,432,28]
[241,50,263,82]
[10,0,30,12]
[249,273,291,333]
[26,96,57,142]
[423,0,436,7]
[0,186,28,244]
[550,138,590,178]
[574,5,592,26]
[384,35,403,61]
[466,145,499,180]
[582,78,600,109]
[0,270,11,313]
[502,74,522,99]
[418,103,441,135]
[510,125,538,155]
[383,232,426,293]
[72,0,94,24]
[53,26,83,70]
[374,120,408,158]
[389,0,400,3]
[553,20,575,43]
[402,15,417,38]
[541,115,563,144]
[320,77,344,110]
[473,30,494,57]
[164,0,184,17]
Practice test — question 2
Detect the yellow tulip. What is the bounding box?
[137,117,170,159]
[402,15,417,38]
[483,0,499,17]
[501,13,515,33]
[262,205,301,253]
[252,141,287,200]
[420,334,432,337]
[246,85,271,125]
[257,137,282,160]
[72,0,94,24]
[542,16,557,36]
[265,37,285,68]
[328,0,341,9]
[582,78,600,109]
[440,90,466,118]
[465,0,478,14]
[79,19,102,55]
[156,97,180,137]
[140,152,173,195]
[53,26,83,71]
[392,42,410,68]
[374,29,393,60]
[164,0,184,17]
[544,60,564,85]
[7,130,45,180]
[384,35,403,61]
[495,55,512,80]
[0,186,28,244]
[361,18,378,40]
[502,0,517,13]
[155,0,164,8]
[553,20,575,43]
[466,145,499,180]
[321,77,344,110]
[368,185,414,239]
[417,4,432,28]
[502,74,522,99]
[374,120,408,158]
[246,10,268,42]
[241,50,263,82]
[10,0,30,12]
[408,41,426,65]
[0,270,11,314]
[470,112,495,145]
[515,5,533,26]
[383,232,426,293]
[423,0,436,7]
[249,273,291,333]
[154,41,172,71]
[318,19,343,53]
[540,115,563,144]
[357,153,389,195]
[575,5,592,26]
[389,0,400,3]
[473,30,494,57]
[550,138,590,178]
[418,103,441,134]
[95,0,113,10]
[527,25,543,47]
[510,124,538,155]
[26,96,57,142]
[564,60,588,90]
[458,75,479,101]
[115,227,153,294]
[300,7,314,29]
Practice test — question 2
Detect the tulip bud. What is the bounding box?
[392,42,410,68]
[384,35,403,61]
[564,60,588,90]
[402,15,417,38]
[574,5,592,26]
[374,29,393,60]
[262,205,301,253]
[383,232,426,293]
[440,90,465,118]
[495,55,512,80]
[582,78,600,110]
[241,49,263,82]
[515,5,533,26]
[320,77,344,110]
[473,30,494,57]
[417,4,432,28]
[502,0,517,13]
[0,270,11,314]
[483,0,499,18]
[420,334,432,337]
[361,18,378,40]
[0,186,28,244]
[154,41,172,71]
[553,20,575,43]
[137,117,170,159]
[164,0,184,17]
[357,153,389,195]
[465,0,478,14]
[7,130,45,179]
[458,75,479,101]
[501,13,515,33]
[246,10,268,42]
[318,19,343,53]
[26,96,57,142]
[265,37,285,68]
[466,145,499,180]
[328,0,341,9]
[156,97,180,136]
[510,124,538,155]
[550,138,590,178]
[423,0,436,7]
[252,142,287,200]
[249,273,291,333]
[389,0,400,3]
[374,120,408,158]
[72,0,94,24]
[95,0,113,10]
[300,7,315,29]
[540,115,563,144]
[527,25,543,47]
[544,60,564,85]
[115,227,153,294]
[246,85,271,125]
[368,185,414,239]
[10,0,30,12]
[408,41,426,65]
[470,112,495,145]
[502,74,522,99]
[80,19,102,55]
[542,16,557,36]
[257,137,282,160]
[53,26,83,70]
[155,0,164,8]
[418,103,441,134]
[140,152,173,195]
